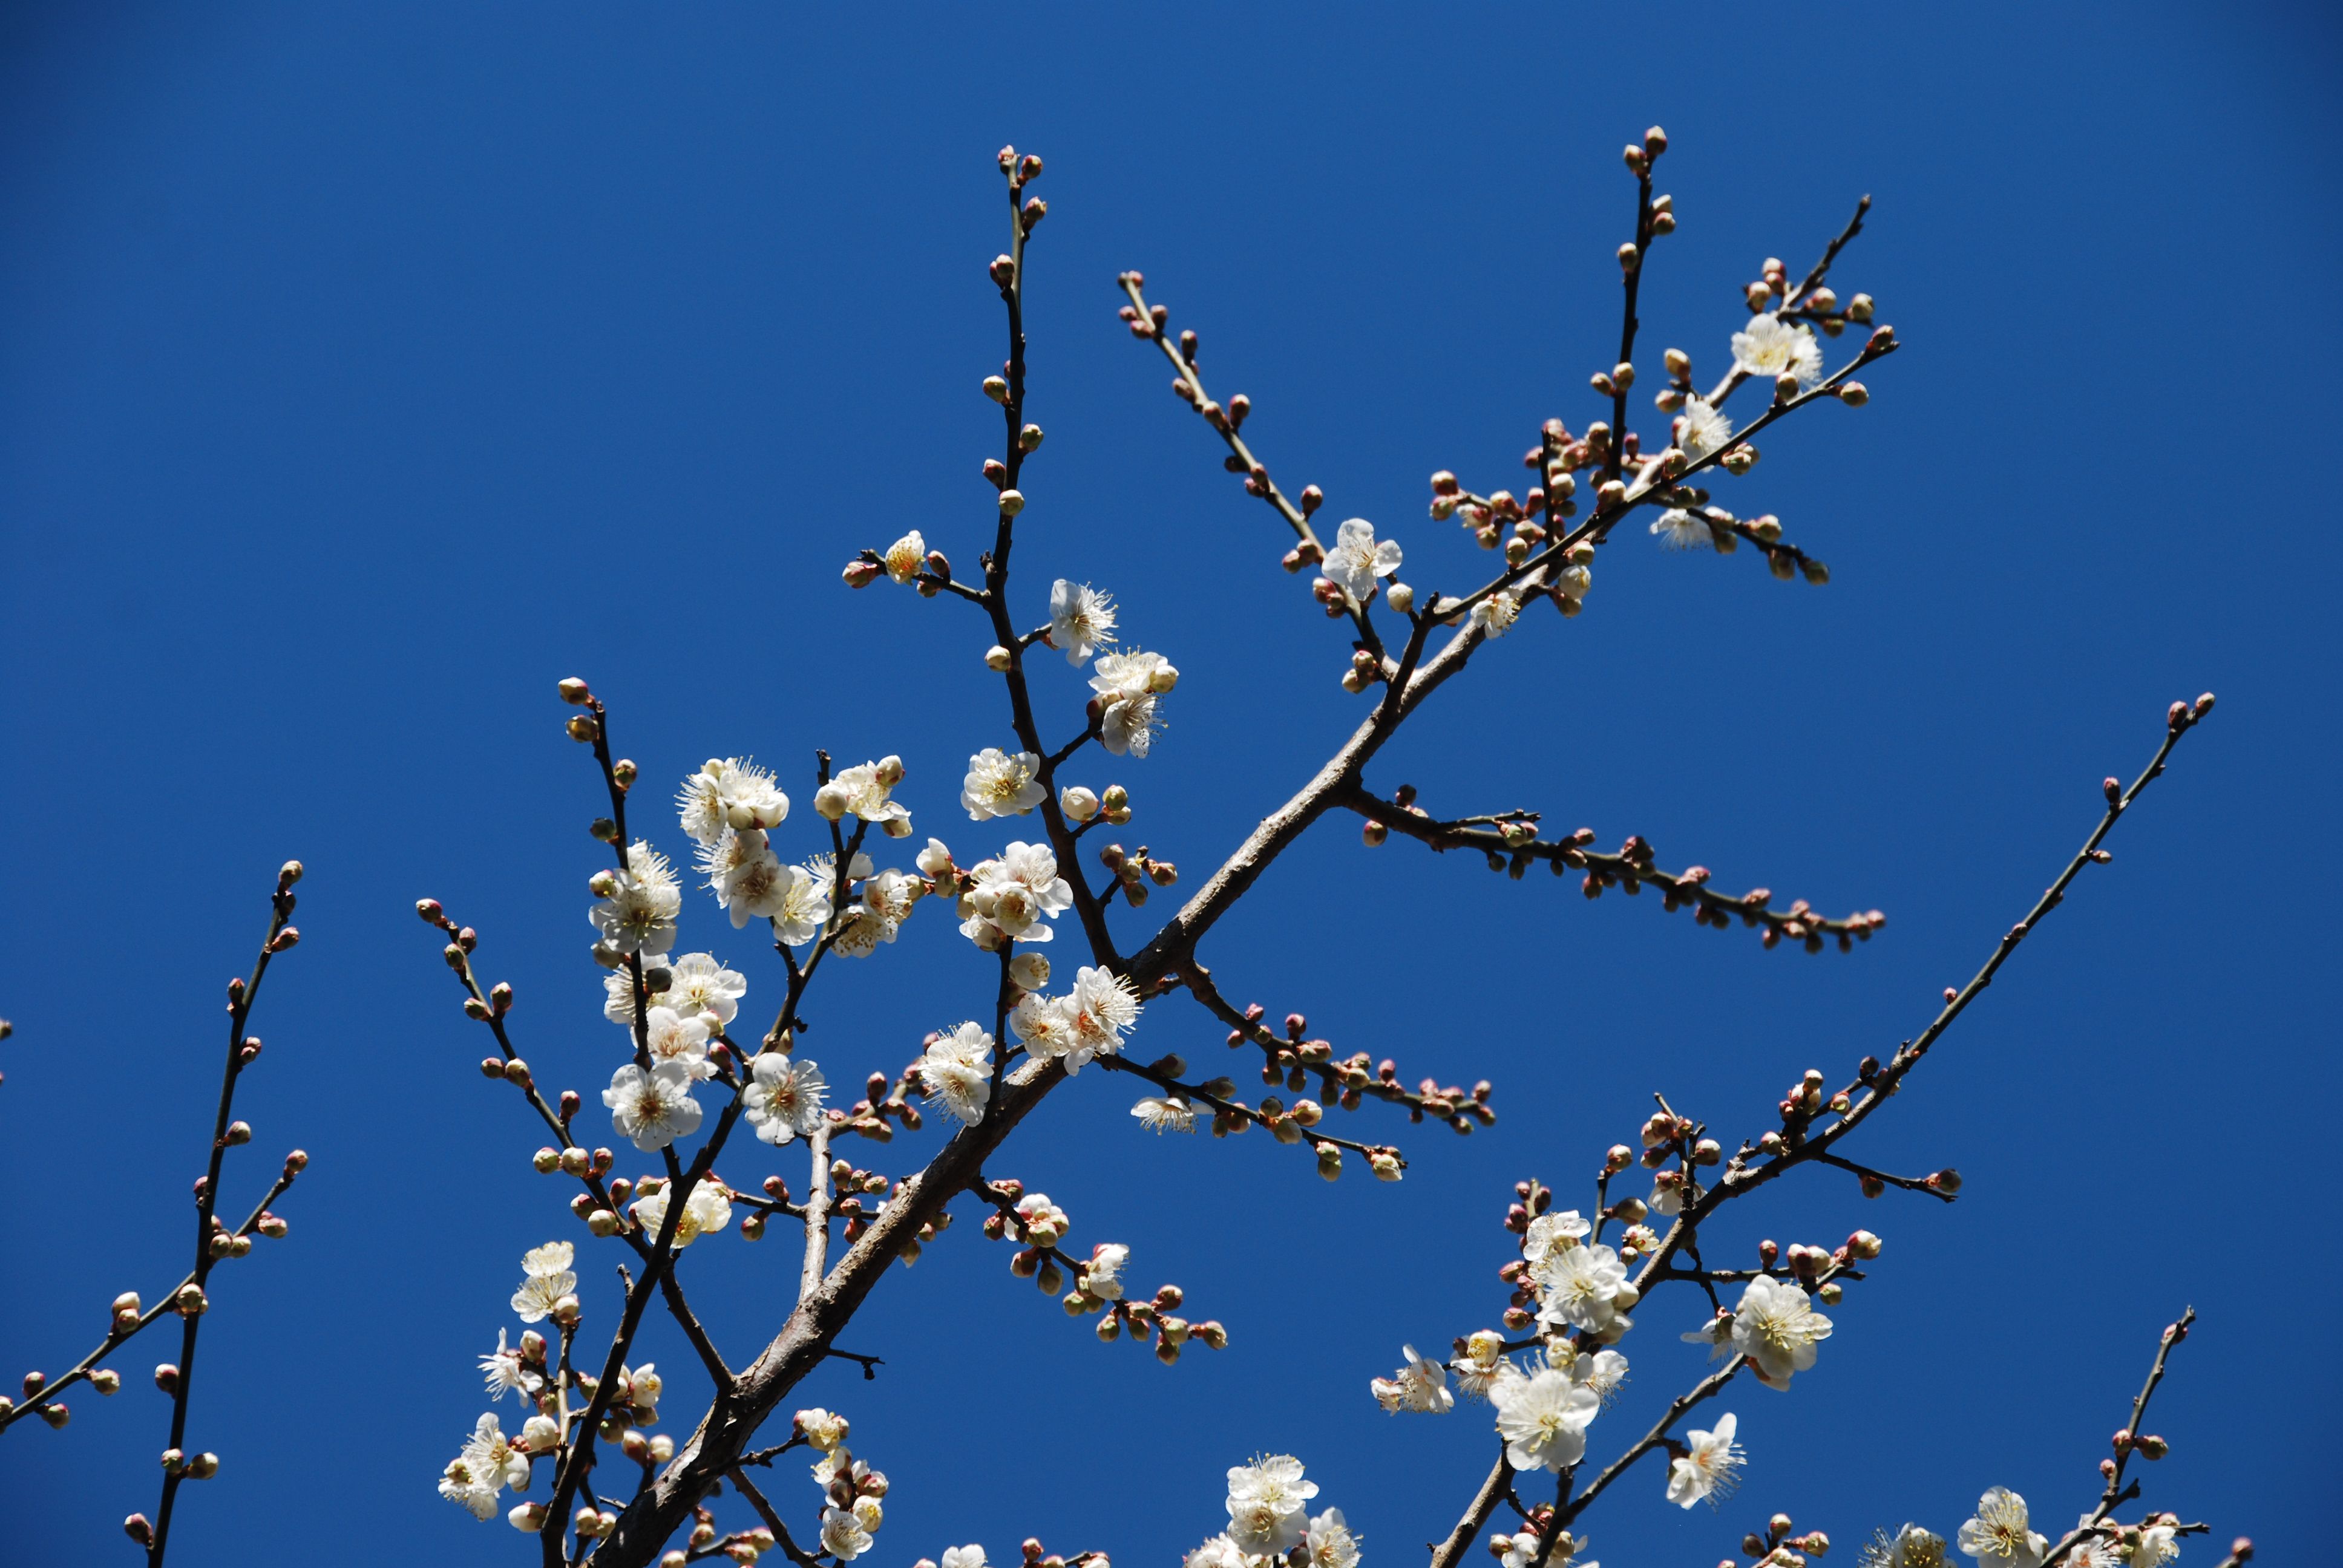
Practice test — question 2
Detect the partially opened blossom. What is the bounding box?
[479,1329,534,1402]
[918,1022,994,1126]
[1185,1538,1247,1568]
[1321,517,1404,604]
[882,530,926,586]
[1570,1347,1628,1406]
[1305,1509,1360,1568]
[1665,1411,1743,1508]
[1082,1241,1128,1301]
[1490,1364,1601,1471]
[1470,590,1522,639]
[1451,1329,1507,1399]
[793,1408,849,1451]
[1958,1489,2048,1568]
[603,1061,704,1152]
[819,759,912,834]
[1521,1210,1591,1271]
[742,1053,827,1146]
[631,1178,733,1248]
[961,748,1046,820]
[1132,1094,1196,1132]
[1731,1273,1833,1389]
[1651,509,1715,551]
[1049,579,1118,664]
[1863,1525,1950,1568]
[1370,1344,1453,1413]
[941,1547,989,1568]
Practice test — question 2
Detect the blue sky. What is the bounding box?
[3,4,2336,1565]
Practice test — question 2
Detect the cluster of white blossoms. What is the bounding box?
[1490,1529,1595,1568]
[631,1175,733,1247]
[1840,1486,2182,1568]
[1090,650,1176,757]
[605,951,747,1031]
[952,840,1073,949]
[1369,1345,1452,1414]
[589,841,681,962]
[916,1022,994,1126]
[444,1240,668,1529]
[816,757,916,837]
[1187,1456,1358,1568]
[794,1405,890,1562]
[1009,964,1142,1076]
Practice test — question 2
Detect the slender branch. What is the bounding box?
[1556,1358,1742,1527]
[799,1123,833,1306]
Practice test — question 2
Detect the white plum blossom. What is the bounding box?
[2129,1526,2178,1568]
[519,1413,559,1453]
[1958,1489,2048,1568]
[817,759,912,835]
[603,960,670,1027]
[1677,394,1734,462]
[510,1243,575,1324]
[1225,1455,1318,1555]
[743,1053,827,1146]
[822,1505,874,1561]
[480,1329,536,1402]
[918,1023,994,1126]
[1533,1241,1628,1333]
[882,530,926,586]
[1132,1094,1196,1133]
[1469,591,1522,639]
[1186,1538,1248,1568]
[1555,563,1592,601]
[1082,1242,1129,1301]
[1665,1411,1743,1508]
[1012,1193,1068,1246]
[961,748,1046,821]
[1371,1344,1454,1414]
[915,837,955,880]
[942,1547,989,1568]
[1731,1273,1833,1389]
[1049,579,1119,665]
[1864,1526,1950,1568]
[769,858,836,946]
[695,828,797,930]
[1322,517,1404,605]
[1648,1170,1699,1215]
[1682,1310,1735,1363]
[1452,1330,1507,1400]
[676,757,789,846]
[1731,314,1824,386]
[631,1178,732,1248]
[1490,1363,1601,1472]
[1651,509,1715,551]
[958,841,1074,947]
[1305,1509,1360,1568]
[1008,950,1050,991]
[642,1005,715,1080]
[1090,650,1176,758]
[1059,965,1141,1071]
[590,843,681,957]
[661,952,746,1028]
[603,1062,704,1152]
[794,1408,850,1452]
[440,1413,528,1520]
[1521,1210,1591,1272]
[1570,1347,1629,1406]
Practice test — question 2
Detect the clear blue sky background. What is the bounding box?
[4,5,2336,1565]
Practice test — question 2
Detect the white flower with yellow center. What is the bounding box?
[1060,965,1141,1072]
[793,1407,849,1451]
[641,1005,714,1080]
[1322,517,1404,605]
[1371,1344,1454,1413]
[1730,1273,1832,1389]
[1957,1489,2047,1568]
[1533,1241,1627,1333]
[1470,591,1522,639]
[675,757,789,846]
[631,1178,732,1248]
[961,748,1046,820]
[1049,579,1119,665]
[1490,1364,1601,1471]
[1651,509,1715,551]
[742,1053,827,1146]
[1306,1509,1361,1568]
[1677,394,1734,462]
[1863,1526,1949,1568]
[882,529,926,586]
[1131,1095,1196,1133]
[589,843,681,957]
[603,1061,703,1152]
[1225,1454,1317,1555]
[1090,650,1176,758]
[1665,1411,1742,1508]
[1730,314,1823,385]
[821,1505,873,1561]
[1082,1241,1128,1301]
[1452,1329,1507,1399]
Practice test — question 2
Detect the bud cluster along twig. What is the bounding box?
[2,863,310,1568]
[388,131,2238,1568]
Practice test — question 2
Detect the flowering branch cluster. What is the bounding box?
[395,127,2244,1568]
[2,864,309,1568]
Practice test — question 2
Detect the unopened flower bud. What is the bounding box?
[843,560,882,589]
[1837,382,1869,407]
[997,488,1025,516]
[1061,785,1099,822]
[985,645,1014,673]
[1009,952,1051,991]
